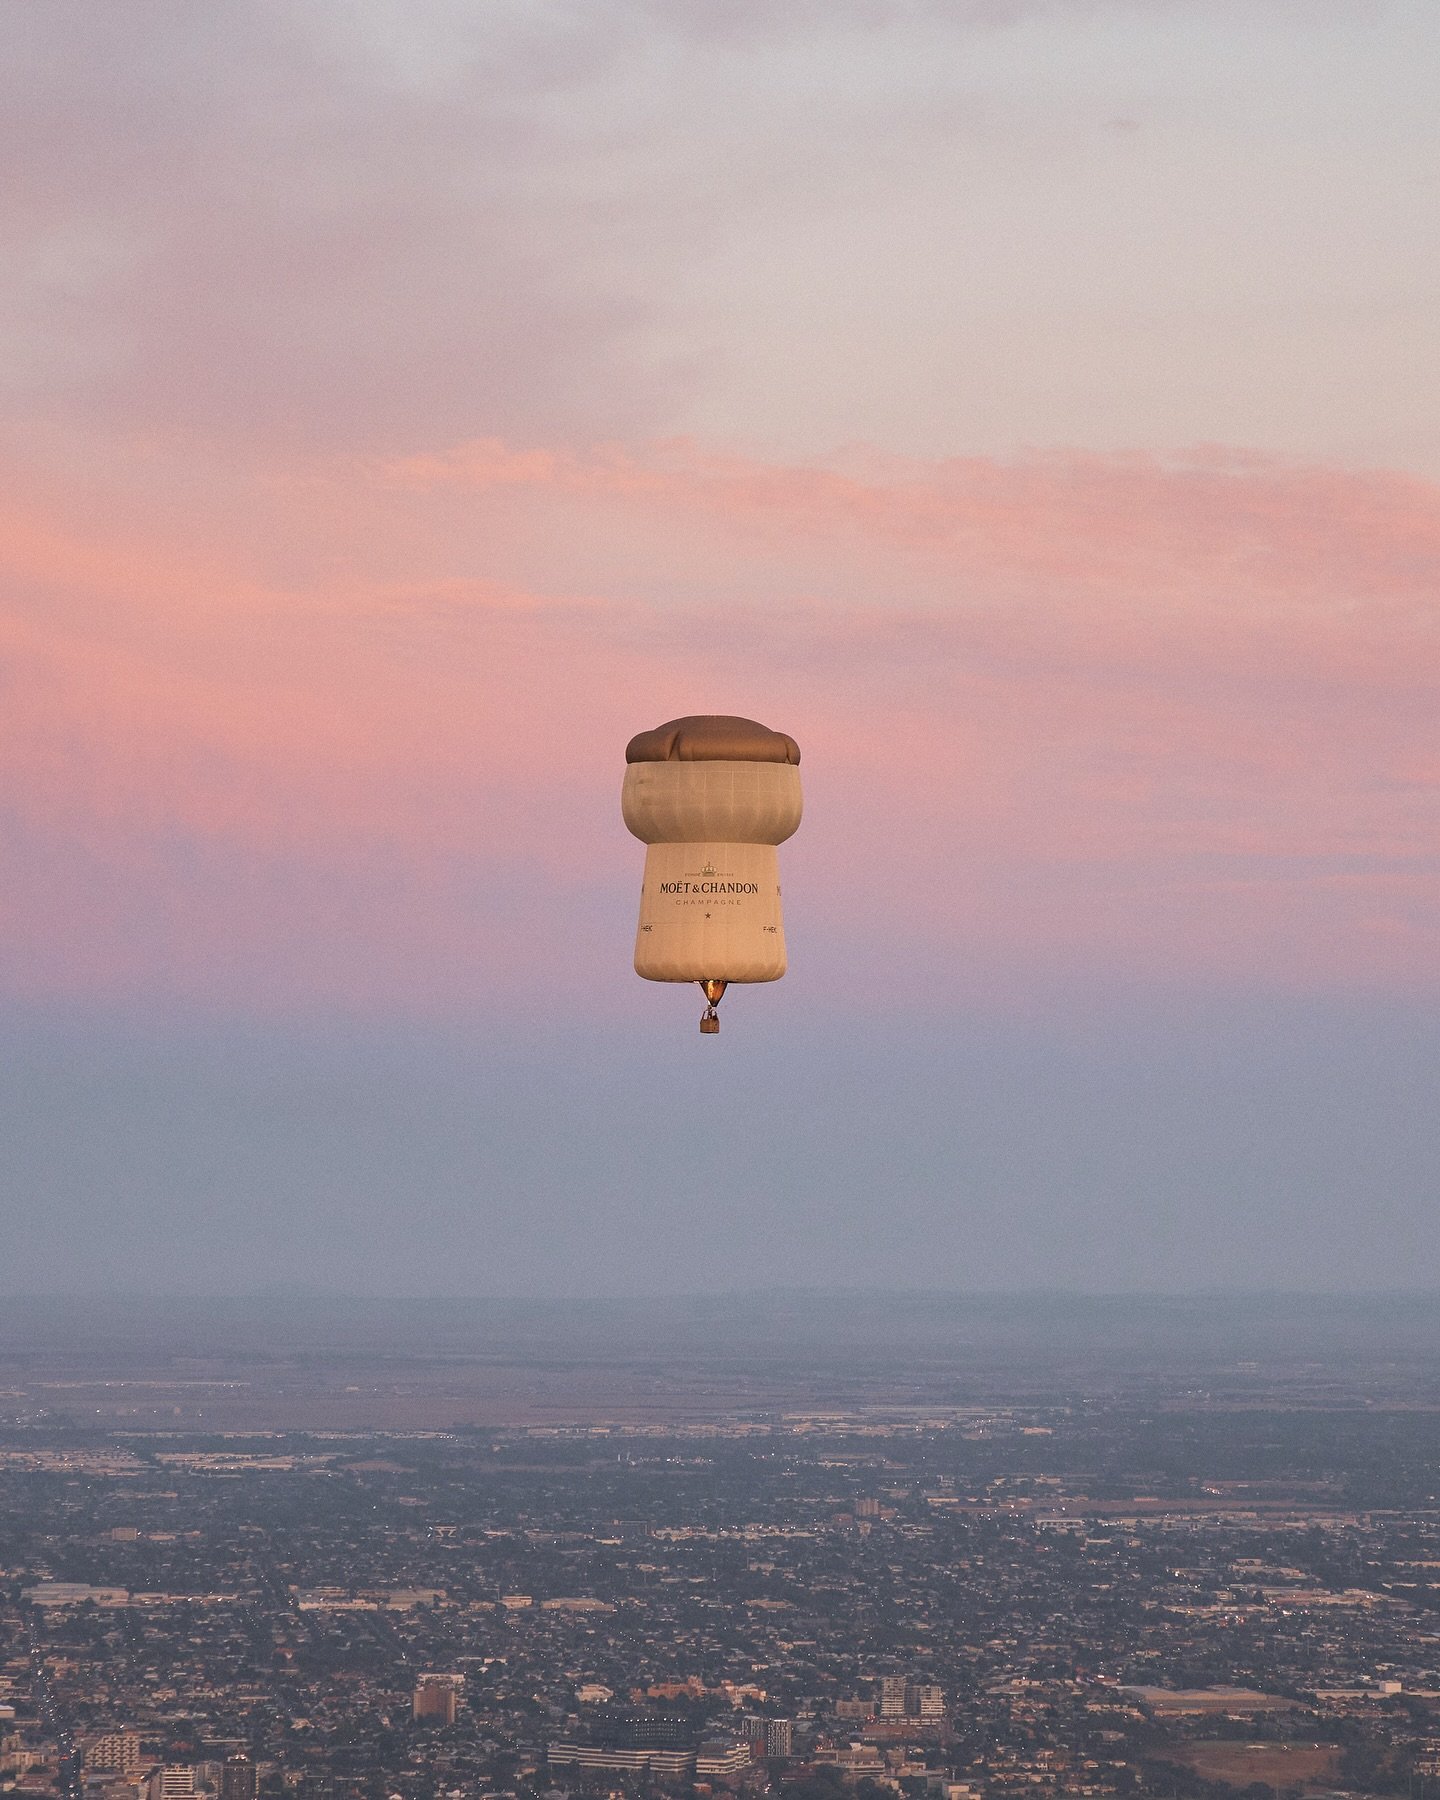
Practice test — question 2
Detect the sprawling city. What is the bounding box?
[2,1300,1438,1800]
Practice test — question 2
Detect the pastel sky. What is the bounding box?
[4,0,1438,1296]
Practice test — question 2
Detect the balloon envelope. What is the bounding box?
[622,716,803,988]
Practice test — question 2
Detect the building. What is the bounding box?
[412,1674,464,1724]
[907,1684,946,1722]
[548,1744,695,1779]
[815,1745,886,1777]
[765,1720,794,1759]
[696,1740,751,1779]
[148,1768,196,1800]
[220,1756,257,1800]
[85,1735,141,1776]
[879,1676,908,1719]
[594,1713,691,1750]
[384,1588,447,1610]
[22,1583,130,1608]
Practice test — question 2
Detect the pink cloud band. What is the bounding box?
[2,438,1436,1010]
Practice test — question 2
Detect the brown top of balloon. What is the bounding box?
[625,715,801,766]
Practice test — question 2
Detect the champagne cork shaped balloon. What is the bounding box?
[622,715,803,1034]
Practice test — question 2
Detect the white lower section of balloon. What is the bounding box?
[633,842,787,983]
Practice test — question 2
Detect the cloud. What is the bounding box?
[1,436,1436,1012]
[0,4,678,452]
[382,437,1440,609]
[11,0,1430,479]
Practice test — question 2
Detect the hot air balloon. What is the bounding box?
[622,715,802,1034]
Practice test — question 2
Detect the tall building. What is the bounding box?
[906,1684,945,1722]
[85,1734,141,1776]
[220,1756,257,1800]
[765,1719,794,1759]
[878,1675,908,1719]
[412,1675,463,1725]
[593,1712,690,1750]
[148,1768,196,1800]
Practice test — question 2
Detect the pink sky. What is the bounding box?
[3,2,1438,1293]
[5,429,1436,1013]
